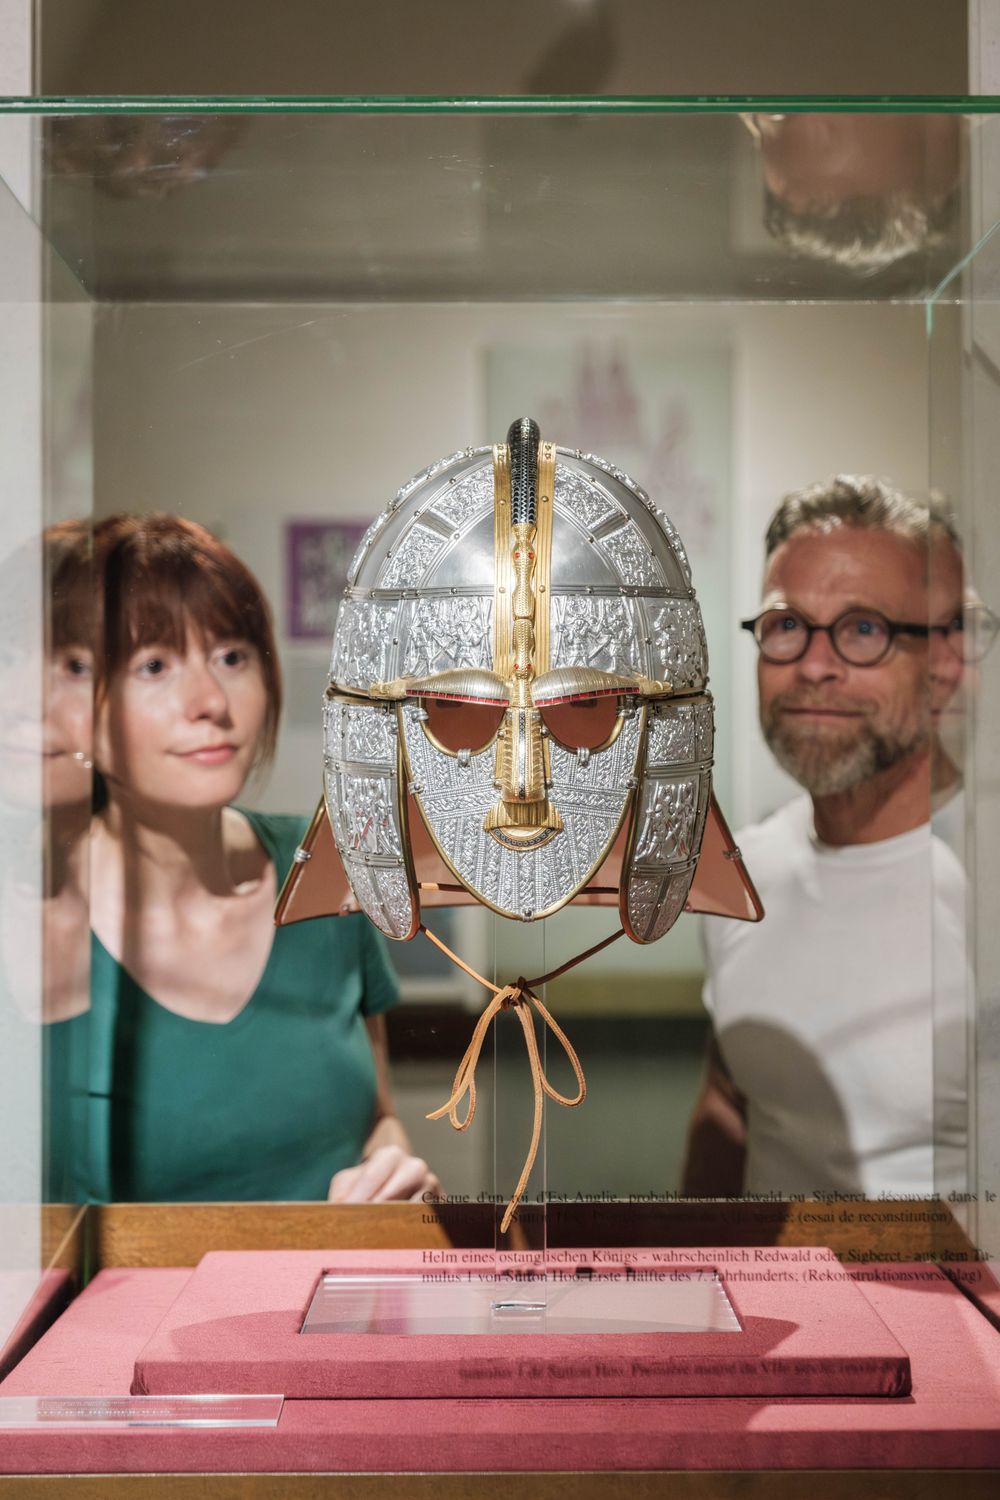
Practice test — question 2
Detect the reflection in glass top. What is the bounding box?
[0,109,975,302]
[301,1266,741,1336]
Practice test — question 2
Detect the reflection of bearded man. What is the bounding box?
[761,683,929,797]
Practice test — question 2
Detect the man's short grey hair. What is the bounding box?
[764,475,957,559]
[763,188,958,275]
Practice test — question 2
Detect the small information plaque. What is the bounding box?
[0,1395,284,1428]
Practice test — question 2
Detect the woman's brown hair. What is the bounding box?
[93,514,282,766]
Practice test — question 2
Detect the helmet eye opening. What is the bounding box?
[539,693,626,754]
[414,695,508,757]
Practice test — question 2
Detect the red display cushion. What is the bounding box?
[4,1262,1000,1472]
[2,1268,192,1399]
[131,1247,910,1400]
[0,1270,73,1383]
[944,1259,1000,1332]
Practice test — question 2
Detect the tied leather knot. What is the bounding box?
[425,982,524,1137]
[421,923,624,1235]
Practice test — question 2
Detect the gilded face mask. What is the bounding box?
[279,419,762,1230]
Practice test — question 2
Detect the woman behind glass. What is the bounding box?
[85,513,438,1203]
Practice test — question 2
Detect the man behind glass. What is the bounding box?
[682,476,995,1199]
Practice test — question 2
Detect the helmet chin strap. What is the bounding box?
[421,919,625,1235]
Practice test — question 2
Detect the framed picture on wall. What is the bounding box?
[285,518,368,642]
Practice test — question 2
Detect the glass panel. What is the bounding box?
[22,109,965,304]
[40,231,94,1215]
[2,96,994,110]
[0,155,46,1361]
[0,102,994,1320]
[928,111,1000,1267]
[0,138,93,1363]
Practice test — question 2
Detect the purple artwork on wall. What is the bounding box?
[285,519,368,642]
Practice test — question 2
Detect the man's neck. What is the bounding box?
[811,747,932,847]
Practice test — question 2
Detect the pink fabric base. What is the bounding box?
[0,1269,73,1384]
[1,1259,999,1474]
[131,1248,910,1400]
[944,1260,1000,1332]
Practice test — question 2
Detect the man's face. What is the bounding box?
[758,527,931,796]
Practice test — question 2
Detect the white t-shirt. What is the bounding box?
[701,796,969,1197]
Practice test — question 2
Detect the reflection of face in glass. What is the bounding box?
[747,113,961,272]
[42,645,93,810]
[46,115,243,201]
[95,631,269,813]
[755,113,960,208]
[757,528,932,797]
[0,522,93,814]
[926,535,1000,787]
[928,536,966,769]
[0,525,94,1051]
[0,638,47,812]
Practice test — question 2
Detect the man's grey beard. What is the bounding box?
[762,712,928,797]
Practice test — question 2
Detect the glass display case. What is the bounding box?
[1,95,999,1487]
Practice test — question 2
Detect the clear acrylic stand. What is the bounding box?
[302,914,739,1339]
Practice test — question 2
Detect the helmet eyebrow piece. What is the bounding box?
[532,666,642,705]
[404,668,510,706]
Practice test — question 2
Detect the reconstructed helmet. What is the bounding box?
[322,418,724,944]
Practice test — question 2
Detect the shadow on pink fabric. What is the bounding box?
[0,1270,73,1383]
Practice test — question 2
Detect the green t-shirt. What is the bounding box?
[50,810,399,1203]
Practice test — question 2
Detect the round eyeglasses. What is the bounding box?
[741,606,932,667]
[742,603,1000,667]
[932,602,1000,664]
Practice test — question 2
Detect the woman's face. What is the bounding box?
[0,642,93,812]
[44,645,94,809]
[95,627,270,812]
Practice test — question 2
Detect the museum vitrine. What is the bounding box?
[0,96,998,1483]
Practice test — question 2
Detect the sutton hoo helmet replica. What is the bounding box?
[278,419,762,1229]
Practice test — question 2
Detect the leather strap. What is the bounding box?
[421,921,625,1233]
